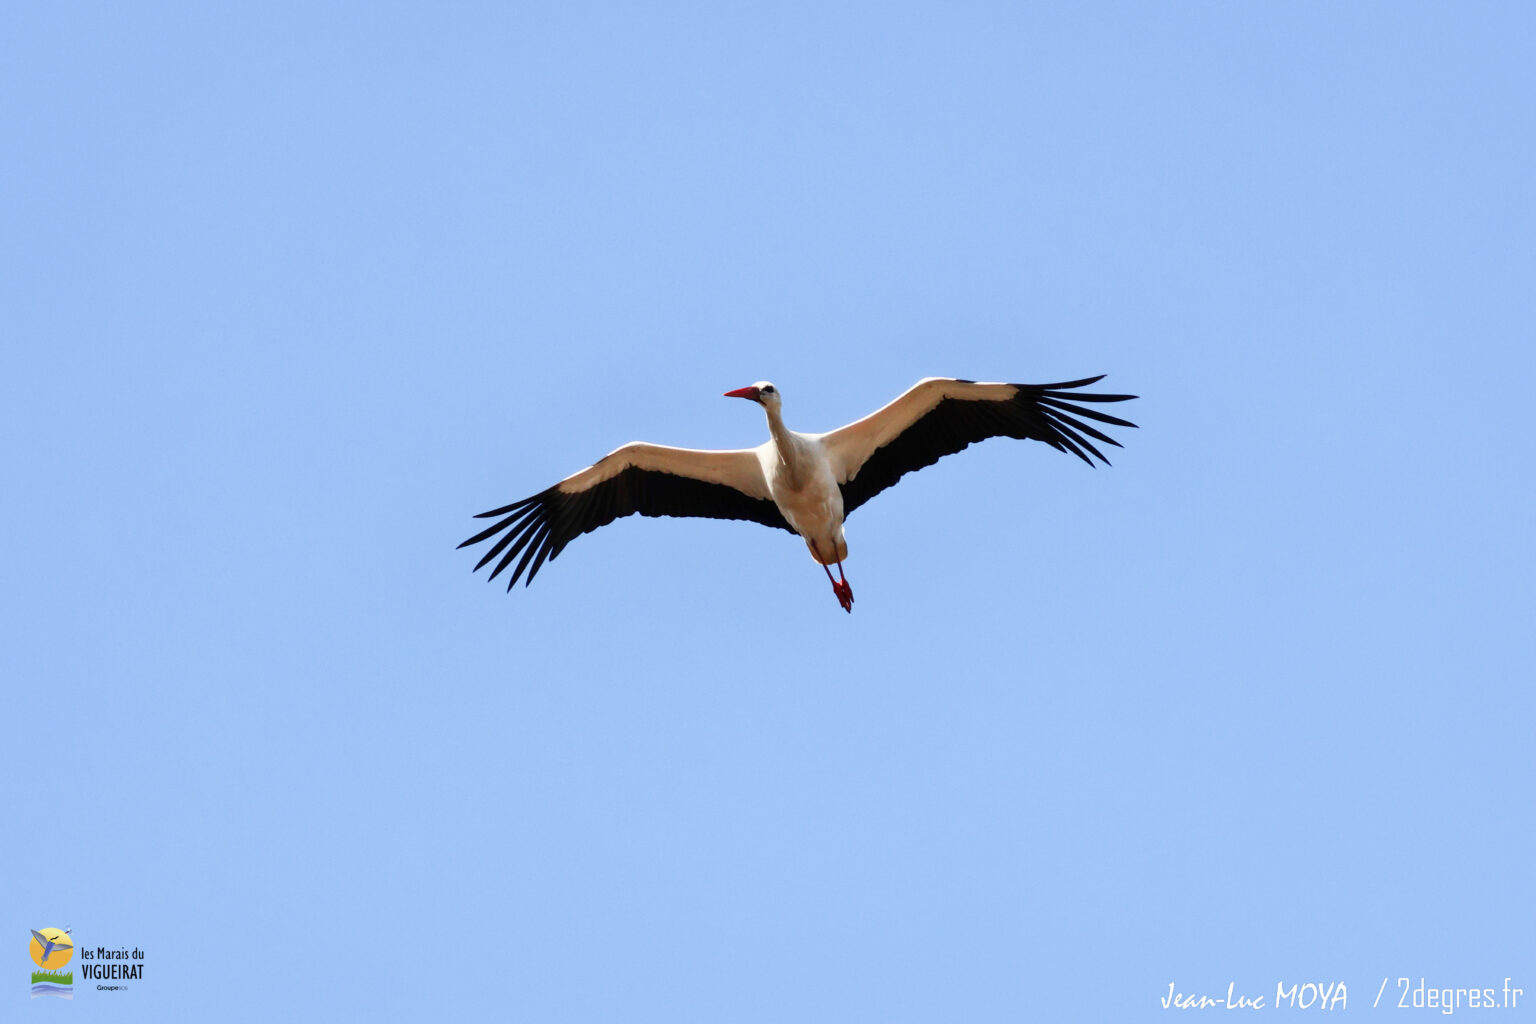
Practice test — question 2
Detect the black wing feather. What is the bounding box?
[839,376,1138,517]
[460,465,795,590]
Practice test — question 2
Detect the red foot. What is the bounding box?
[811,541,855,614]
[831,579,854,613]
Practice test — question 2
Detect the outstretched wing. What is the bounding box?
[460,443,794,590]
[822,376,1138,516]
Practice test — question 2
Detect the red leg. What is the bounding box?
[811,542,854,613]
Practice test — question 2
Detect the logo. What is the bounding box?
[29,927,74,999]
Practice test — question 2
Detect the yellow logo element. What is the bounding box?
[30,928,74,970]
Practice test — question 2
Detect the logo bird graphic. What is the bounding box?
[30,928,73,967]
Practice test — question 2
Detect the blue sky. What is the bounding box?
[5,3,1533,1020]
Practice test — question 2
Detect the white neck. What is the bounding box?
[764,402,793,446]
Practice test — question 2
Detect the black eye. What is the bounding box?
[762,386,775,394]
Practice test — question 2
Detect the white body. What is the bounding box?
[755,420,847,565]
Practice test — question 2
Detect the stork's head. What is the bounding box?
[723,381,780,410]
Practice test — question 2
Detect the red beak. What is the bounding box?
[723,386,762,401]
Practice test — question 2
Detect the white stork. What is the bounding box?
[461,376,1137,612]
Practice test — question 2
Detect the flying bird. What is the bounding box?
[31,929,72,966]
[461,376,1137,612]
